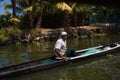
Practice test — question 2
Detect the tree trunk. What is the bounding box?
[35,13,42,28]
[73,13,77,27]
[11,0,16,17]
[62,10,70,28]
[35,0,43,28]
[29,14,34,28]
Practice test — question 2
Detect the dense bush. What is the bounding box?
[0,34,9,41]
[0,28,9,41]
[7,27,22,40]
[30,28,41,38]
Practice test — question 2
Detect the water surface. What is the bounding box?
[0,34,120,80]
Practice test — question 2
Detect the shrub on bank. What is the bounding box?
[7,27,22,40]
[30,28,41,38]
[0,27,6,35]
[0,28,9,41]
[0,34,9,41]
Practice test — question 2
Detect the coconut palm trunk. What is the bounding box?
[11,0,16,17]
[35,12,42,28]
[62,10,70,27]
[29,14,34,28]
[35,0,43,28]
[73,10,78,27]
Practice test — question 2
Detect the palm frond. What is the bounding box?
[3,2,12,9]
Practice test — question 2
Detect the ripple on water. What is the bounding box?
[69,55,120,80]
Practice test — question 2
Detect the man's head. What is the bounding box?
[61,31,67,40]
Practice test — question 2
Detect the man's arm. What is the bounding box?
[55,49,68,61]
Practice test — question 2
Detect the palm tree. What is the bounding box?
[71,3,78,27]
[56,2,72,27]
[3,0,20,17]
[20,0,56,28]
[71,3,93,26]
[17,0,42,28]
[35,0,59,28]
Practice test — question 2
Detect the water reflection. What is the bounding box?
[20,52,30,62]
[0,52,30,67]
[0,54,9,68]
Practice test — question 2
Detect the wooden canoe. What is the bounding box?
[0,43,120,78]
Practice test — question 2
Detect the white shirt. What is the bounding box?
[54,38,67,56]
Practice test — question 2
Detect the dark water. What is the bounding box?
[0,34,120,80]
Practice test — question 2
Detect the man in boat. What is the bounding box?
[54,31,76,61]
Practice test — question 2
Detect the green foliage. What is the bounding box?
[3,2,12,9]
[71,3,93,16]
[7,27,22,40]
[0,14,11,27]
[0,28,9,41]
[8,17,21,23]
[94,33,106,37]
[0,34,9,41]
[0,27,6,35]
[0,27,25,42]
[79,33,106,39]
[2,0,120,29]
[81,36,87,39]
[30,28,41,37]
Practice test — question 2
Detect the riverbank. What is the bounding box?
[0,24,120,46]
[40,26,101,34]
